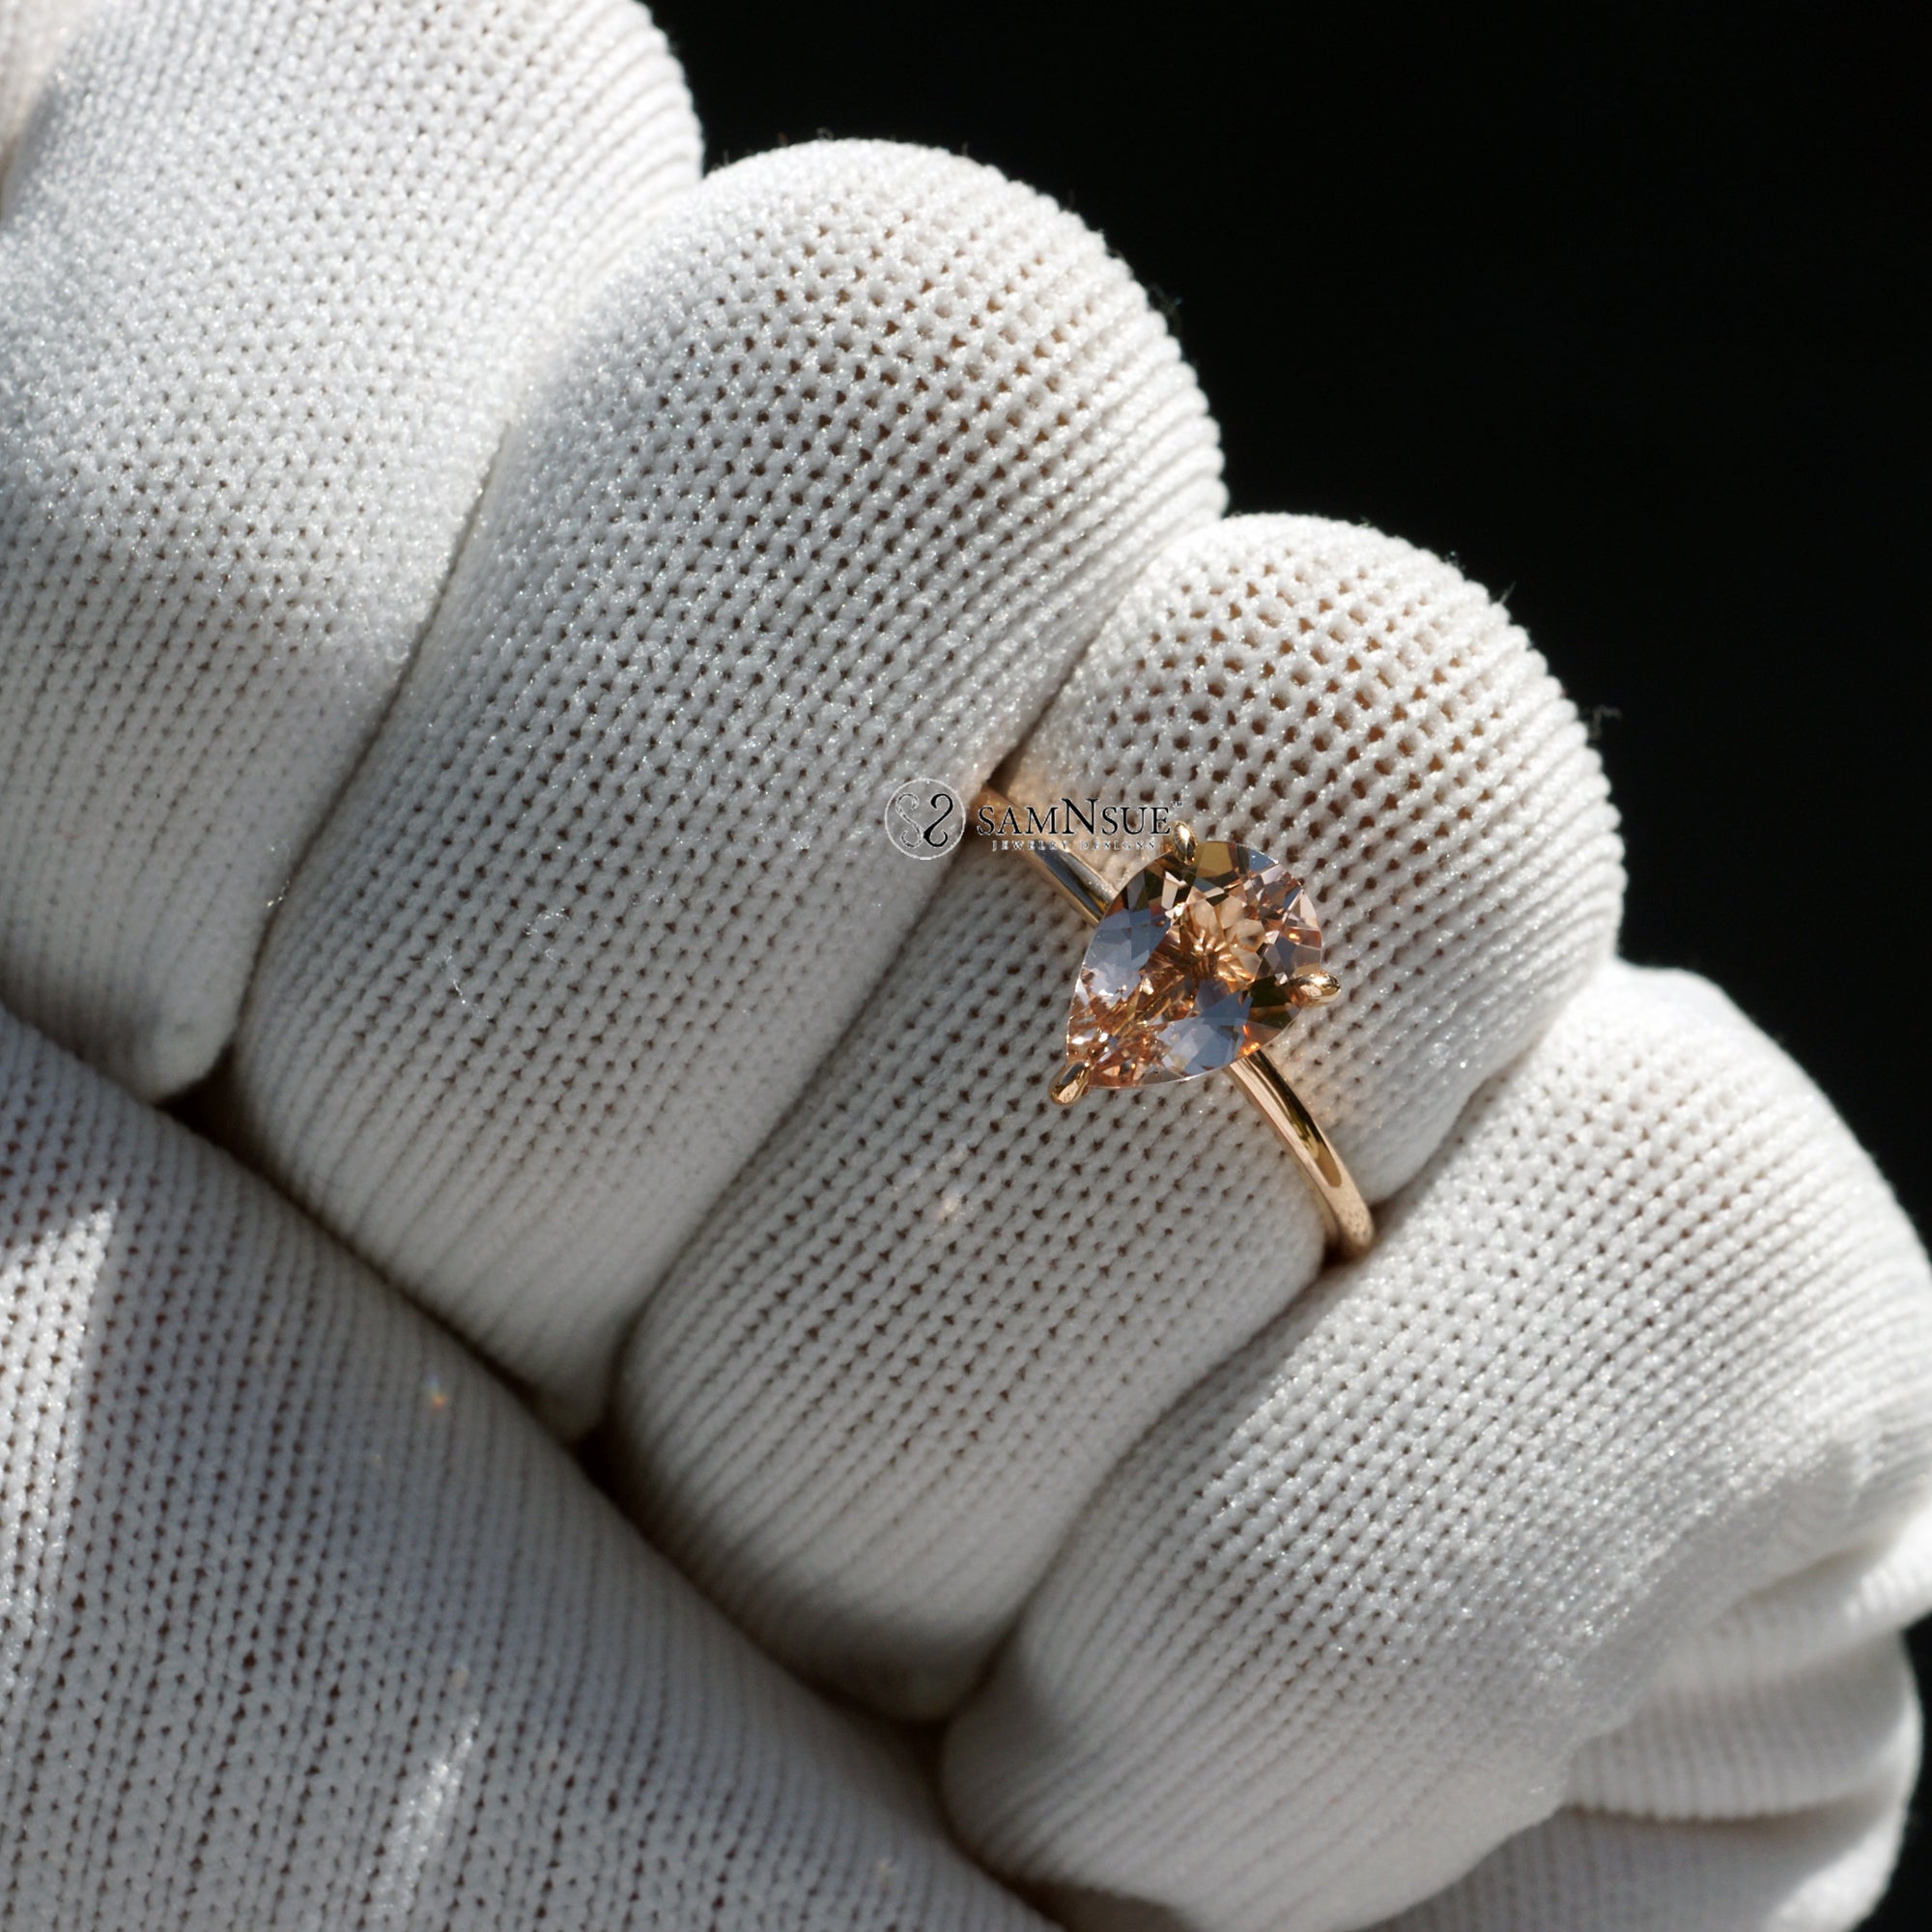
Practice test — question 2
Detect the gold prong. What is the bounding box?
[1289,968,1342,1009]
[1167,819,1198,867]
[1050,1061,1092,1105]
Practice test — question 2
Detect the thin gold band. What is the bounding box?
[980,786,1375,1259]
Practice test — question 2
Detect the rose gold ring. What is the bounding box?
[978,785,1374,1258]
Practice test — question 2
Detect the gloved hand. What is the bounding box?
[3,4,1929,1929]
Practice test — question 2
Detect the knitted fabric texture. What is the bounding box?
[0,1005,1045,1932]
[0,0,699,1098]
[225,138,1223,1426]
[5,9,1932,1930]
[940,962,1932,1932]
[612,514,1624,1715]
[1373,1793,1919,1932]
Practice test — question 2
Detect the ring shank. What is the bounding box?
[977,786,1374,1259]
[1224,1054,1376,1257]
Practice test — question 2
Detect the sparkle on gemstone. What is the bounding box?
[1065,839,1322,1089]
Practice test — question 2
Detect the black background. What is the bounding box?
[653,2,1927,1919]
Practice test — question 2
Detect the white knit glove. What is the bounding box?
[4,5,1930,1930]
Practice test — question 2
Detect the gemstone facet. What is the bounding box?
[1065,839,1322,1090]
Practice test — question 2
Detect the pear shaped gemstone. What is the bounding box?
[1065,839,1322,1089]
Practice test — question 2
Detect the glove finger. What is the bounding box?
[225,138,1223,1428]
[612,513,1623,1713]
[940,961,1932,1932]
[1567,1634,1918,1819]
[1662,1498,1932,1689]
[0,1004,1043,1932]
[0,0,700,1098]
[1370,1743,1918,1932]
[0,0,85,164]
